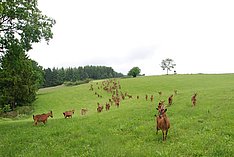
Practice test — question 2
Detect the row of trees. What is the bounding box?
[43,66,123,87]
[44,58,177,88]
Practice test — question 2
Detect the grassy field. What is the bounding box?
[0,74,233,157]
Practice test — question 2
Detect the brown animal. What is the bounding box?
[63,110,75,118]
[168,95,173,105]
[106,103,110,111]
[33,111,53,125]
[155,108,170,141]
[121,94,125,100]
[150,95,154,102]
[97,105,103,112]
[115,97,120,108]
[157,100,165,112]
[80,108,88,115]
[145,94,148,101]
[191,93,197,107]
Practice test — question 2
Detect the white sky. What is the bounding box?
[29,0,234,75]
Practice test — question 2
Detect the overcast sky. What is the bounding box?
[29,0,234,75]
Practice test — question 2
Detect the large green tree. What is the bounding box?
[128,67,141,77]
[0,43,44,108]
[160,58,176,75]
[0,0,55,53]
[0,0,55,109]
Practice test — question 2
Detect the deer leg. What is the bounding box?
[162,131,165,141]
[165,129,168,140]
[156,127,159,134]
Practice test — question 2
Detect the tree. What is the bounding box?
[0,0,56,53]
[0,0,55,109]
[160,58,176,75]
[128,67,141,77]
[0,43,44,109]
[42,66,124,87]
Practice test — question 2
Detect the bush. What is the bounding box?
[0,105,33,119]
[15,106,33,115]
[63,79,92,86]
[3,104,11,113]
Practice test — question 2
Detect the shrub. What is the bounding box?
[3,104,11,113]
[63,79,92,86]
[15,106,33,115]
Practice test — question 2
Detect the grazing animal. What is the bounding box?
[115,98,120,108]
[137,95,139,99]
[97,105,103,112]
[80,108,88,115]
[157,100,165,112]
[150,95,154,102]
[155,108,170,141]
[106,103,110,111]
[191,93,197,107]
[145,94,148,101]
[63,110,75,118]
[33,111,53,125]
[121,94,125,100]
[168,95,173,105]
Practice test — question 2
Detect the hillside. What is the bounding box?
[0,74,233,156]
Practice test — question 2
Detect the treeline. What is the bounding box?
[43,65,124,87]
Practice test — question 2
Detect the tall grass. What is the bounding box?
[0,74,233,157]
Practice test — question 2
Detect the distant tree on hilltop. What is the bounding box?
[160,58,176,75]
[128,67,141,77]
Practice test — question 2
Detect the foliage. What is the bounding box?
[160,58,176,75]
[43,66,123,87]
[127,67,141,77]
[0,0,56,53]
[0,43,44,109]
[0,0,55,109]
[2,104,11,112]
[63,79,91,86]
[0,105,33,118]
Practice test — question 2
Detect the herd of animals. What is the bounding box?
[32,79,198,141]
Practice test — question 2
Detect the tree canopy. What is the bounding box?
[0,0,56,53]
[160,58,176,75]
[43,66,124,87]
[128,67,141,77]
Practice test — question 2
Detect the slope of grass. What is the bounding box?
[0,74,233,157]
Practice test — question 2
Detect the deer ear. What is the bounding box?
[164,109,167,112]
[156,108,158,110]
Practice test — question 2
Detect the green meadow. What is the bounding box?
[0,74,233,157]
